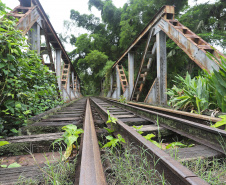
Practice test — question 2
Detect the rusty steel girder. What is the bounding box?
[9,6,40,35]
[158,18,222,72]
[13,0,80,80]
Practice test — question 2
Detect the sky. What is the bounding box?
[2,0,218,51]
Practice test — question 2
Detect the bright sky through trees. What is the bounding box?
[2,0,217,51]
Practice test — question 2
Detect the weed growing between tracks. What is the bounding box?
[102,145,169,185]
[182,157,226,185]
[16,149,77,185]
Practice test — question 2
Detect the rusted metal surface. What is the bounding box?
[127,101,222,123]
[102,98,226,154]
[116,64,128,93]
[61,64,70,90]
[10,0,81,99]
[17,0,80,79]
[90,97,209,185]
[144,78,158,104]
[131,29,155,101]
[156,30,167,105]
[11,6,40,35]
[112,5,174,68]
[158,18,224,72]
[79,98,107,185]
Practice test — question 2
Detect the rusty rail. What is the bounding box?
[79,98,107,185]
[90,97,209,185]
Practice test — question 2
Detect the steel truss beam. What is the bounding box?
[9,0,82,101]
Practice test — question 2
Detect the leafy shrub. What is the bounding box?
[0,1,63,137]
[205,52,226,112]
[167,52,226,114]
[211,115,226,130]
[102,134,125,149]
[167,72,210,114]
[53,124,83,160]
[118,95,127,104]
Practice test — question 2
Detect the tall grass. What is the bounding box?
[102,145,169,185]
[182,157,226,185]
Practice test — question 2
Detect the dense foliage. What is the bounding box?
[167,54,226,113]
[0,1,63,137]
[167,73,210,114]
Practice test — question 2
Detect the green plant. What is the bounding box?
[0,140,9,146]
[118,95,127,104]
[165,142,187,149]
[1,162,21,168]
[17,149,77,185]
[144,134,161,148]
[132,125,143,134]
[104,127,114,134]
[211,115,226,130]
[167,141,194,159]
[102,145,168,184]
[205,52,226,112]
[167,72,210,114]
[106,110,117,130]
[102,134,125,149]
[53,124,83,160]
[182,157,226,185]
[106,110,117,124]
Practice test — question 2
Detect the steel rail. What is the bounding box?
[107,98,221,123]
[79,98,107,185]
[101,97,226,154]
[127,101,222,123]
[90,97,209,185]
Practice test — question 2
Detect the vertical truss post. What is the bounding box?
[55,49,62,90]
[42,21,55,72]
[73,76,79,98]
[128,52,134,100]
[110,74,113,92]
[28,22,40,54]
[156,30,167,105]
[70,71,76,99]
[71,71,75,90]
[107,74,113,97]
[61,64,71,101]
[67,70,71,99]
[77,79,81,97]
[116,68,121,99]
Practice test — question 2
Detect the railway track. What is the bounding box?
[0,97,225,184]
[99,97,226,153]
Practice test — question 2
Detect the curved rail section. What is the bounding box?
[79,99,107,185]
[101,97,226,154]
[90,97,208,185]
